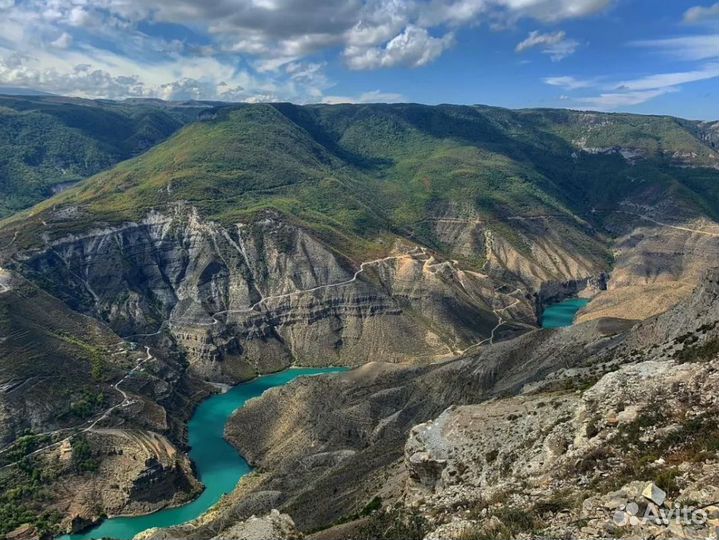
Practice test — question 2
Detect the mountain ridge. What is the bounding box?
[0,101,718,537]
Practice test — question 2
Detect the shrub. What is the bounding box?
[355,506,427,540]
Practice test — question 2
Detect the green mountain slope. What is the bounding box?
[3,103,717,266]
[0,95,210,218]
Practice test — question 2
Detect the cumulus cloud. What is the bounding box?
[0,58,148,98]
[683,2,719,24]
[515,30,578,61]
[0,0,618,101]
[345,26,455,70]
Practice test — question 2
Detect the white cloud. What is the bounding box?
[516,30,565,52]
[0,43,285,101]
[543,38,579,61]
[516,30,578,61]
[0,0,618,100]
[50,32,72,49]
[0,58,148,98]
[547,64,718,111]
[322,89,406,104]
[496,0,614,22]
[543,75,595,89]
[630,35,719,62]
[575,88,677,109]
[543,28,719,112]
[417,0,614,26]
[613,63,719,91]
[344,26,455,70]
[683,2,719,24]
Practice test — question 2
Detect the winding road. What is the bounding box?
[170,248,430,327]
[129,247,529,357]
[0,346,154,469]
[615,210,719,238]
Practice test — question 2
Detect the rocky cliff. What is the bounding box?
[2,102,719,537]
[144,269,719,540]
[12,204,545,382]
[0,273,211,535]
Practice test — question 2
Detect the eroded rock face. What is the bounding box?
[149,270,719,539]
[142,305,641,537]
[579,204,719,323]
[402,320,719,539]
[44,429,202,533]
[14,206,537,381]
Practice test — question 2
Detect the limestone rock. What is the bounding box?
[642,482,667,506]
[210,510,301,540]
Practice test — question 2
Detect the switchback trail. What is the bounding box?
[170,248,430,327]
[0,346,154,469]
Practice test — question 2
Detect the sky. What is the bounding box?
[0,0,717,118]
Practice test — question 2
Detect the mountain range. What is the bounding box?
[0,96,718,539]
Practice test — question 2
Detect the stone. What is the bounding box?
[642,482,667,506]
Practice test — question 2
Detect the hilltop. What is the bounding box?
[0,95,212,218]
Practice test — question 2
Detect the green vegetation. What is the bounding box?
[0,95,205,218]
[0,434,50,465]
[459,505,537,540]
[71,434,99,473]
[589,406,719,495]
[53,331,108,381]
[458,491,577,540]
[355,504,428,540]
[0,280,123,450]
[674,337,719,363]
[3,103,717,271]
[66,390,106,419]
[0,451,62,536]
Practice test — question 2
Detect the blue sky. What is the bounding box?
[0,0,716,118]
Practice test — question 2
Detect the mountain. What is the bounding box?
[0,102,718,537]
[145,269,719,540]
[0,96,212,218]
[1,104,717,373]
[0,272,209,536]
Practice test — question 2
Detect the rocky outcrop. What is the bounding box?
[425,204,608,291]
[43,429,202,533]
[147,269,719,539]
[0,274,213,536]
[404,356,719,539]
[579,205,719,323]
[136,509,301,540]
[399,271,719,539]
[14,205,536,381]
[143,307,639,537]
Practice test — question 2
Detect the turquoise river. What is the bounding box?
[541,297,590,329]
[61,367,346,540]
[60,300,584,539]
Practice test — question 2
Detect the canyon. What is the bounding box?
[0,100,717,538]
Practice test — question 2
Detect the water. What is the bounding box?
[60,367,347,540]
[541,298,589,328]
